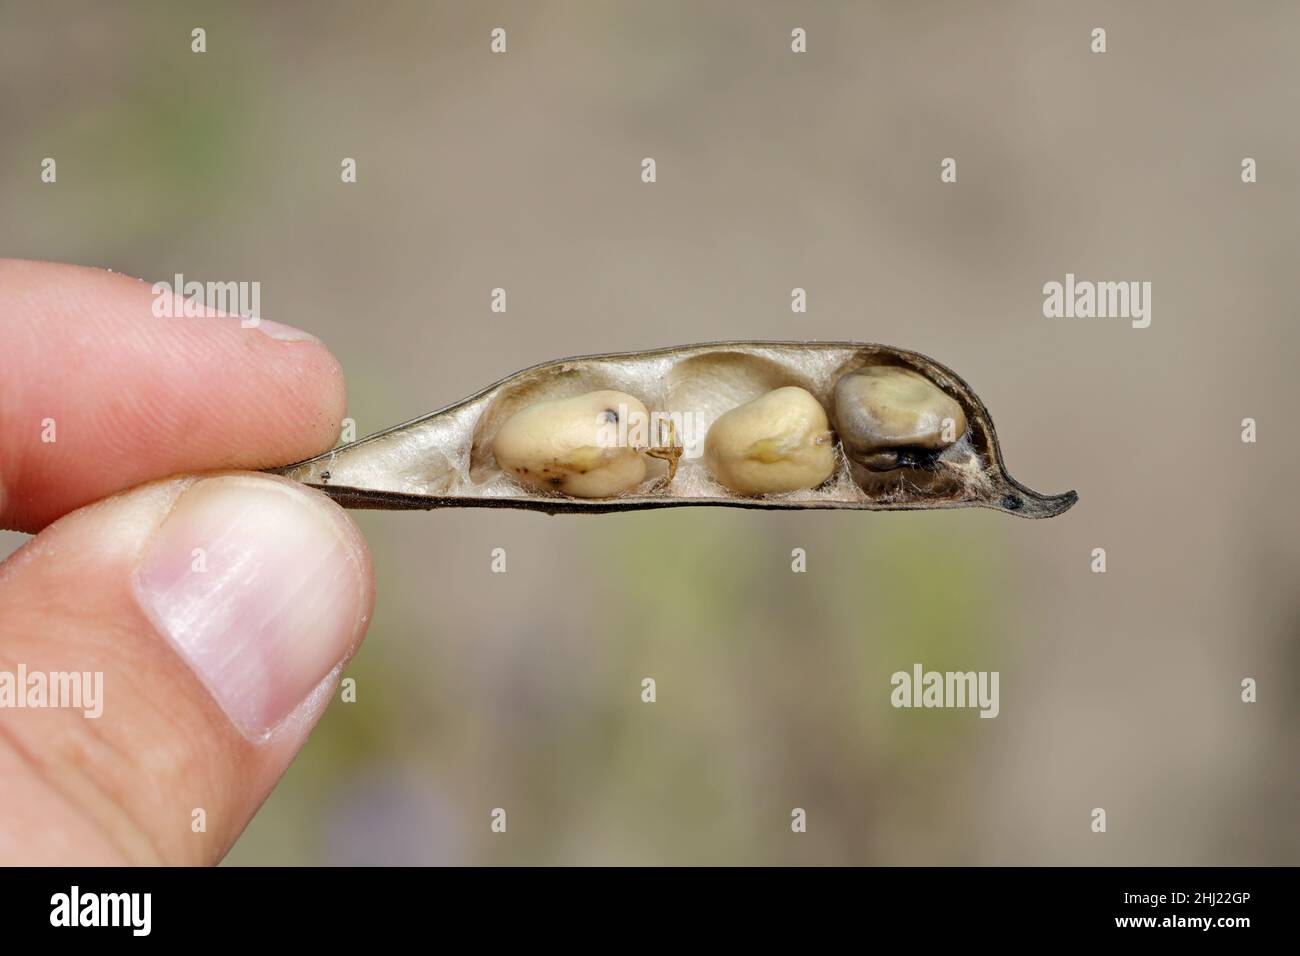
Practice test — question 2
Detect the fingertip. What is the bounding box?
[0,258,355,530]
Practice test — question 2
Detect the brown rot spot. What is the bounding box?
[1001,494,1023,511]
[549,476,564,486]
[895,447,941,470]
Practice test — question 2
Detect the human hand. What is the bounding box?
[0,259,374,864]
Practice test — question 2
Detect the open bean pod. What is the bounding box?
[271,341,1077,518]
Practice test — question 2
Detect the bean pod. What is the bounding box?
[273,341,1077,518]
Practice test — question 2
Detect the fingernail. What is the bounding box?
[243,317,321,343]
[133,475,369,740]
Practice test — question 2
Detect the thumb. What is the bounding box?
[0,473,373,864]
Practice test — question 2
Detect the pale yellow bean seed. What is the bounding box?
[703,386,835,494]
[493,390,649,497]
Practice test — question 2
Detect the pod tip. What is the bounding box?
[998,486,1078,519]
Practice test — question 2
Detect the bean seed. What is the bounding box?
[491,389,649,497]
[704,387,835,494]
[832,364,976,495]
[834,365,967,458]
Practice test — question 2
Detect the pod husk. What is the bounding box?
[270,341,1077,519]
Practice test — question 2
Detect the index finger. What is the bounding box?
[0,259,347,532]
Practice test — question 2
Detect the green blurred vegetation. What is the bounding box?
[227,508,1013,865]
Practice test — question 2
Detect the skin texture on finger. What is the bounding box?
[0,259,347,533]
[0,474,374,865]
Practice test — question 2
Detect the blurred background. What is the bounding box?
[1,0,1296,864]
